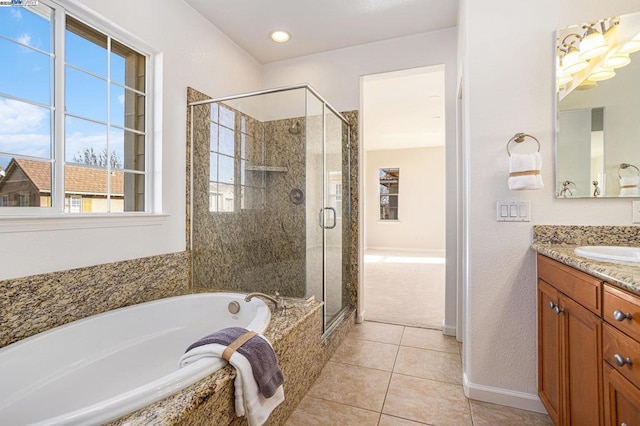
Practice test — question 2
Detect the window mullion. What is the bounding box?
[106,36,111,213]
[53,7,66,213]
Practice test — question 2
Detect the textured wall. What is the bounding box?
[0,251,189,348]
[460,0,640,410]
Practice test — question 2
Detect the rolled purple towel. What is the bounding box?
[185,327,284,398]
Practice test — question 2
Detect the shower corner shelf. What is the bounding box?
[245,165,288,173]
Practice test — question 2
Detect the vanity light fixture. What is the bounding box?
[562,44,589,74]
[588,67,616,82]
[575,80,598,90]
[602,51,631,69]
[270,30,291,43]
[579,25,609,59]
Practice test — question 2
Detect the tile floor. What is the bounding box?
[286,321,552,426]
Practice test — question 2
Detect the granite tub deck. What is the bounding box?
[532,225,640,297]
[109,291,355,426]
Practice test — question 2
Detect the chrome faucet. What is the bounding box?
[244,291,285,310]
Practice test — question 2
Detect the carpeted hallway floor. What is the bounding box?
[364,249,445,329]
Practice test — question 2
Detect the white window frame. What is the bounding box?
[0,0,165,231]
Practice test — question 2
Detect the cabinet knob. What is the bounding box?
[614,354,633,367]
[549,301,556,310]
[554,305,564,315]
[613,310,633,322]
[621,423,628,426]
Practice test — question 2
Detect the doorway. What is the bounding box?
[361,65,447,329]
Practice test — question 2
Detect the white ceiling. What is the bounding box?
[363,66,445,151]
[184,0,458,64]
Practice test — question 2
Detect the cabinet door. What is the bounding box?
[561,294,603,426]
[539,279,562,424]
[604,364,640,426]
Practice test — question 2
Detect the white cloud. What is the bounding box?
[17,33,32,47]
[0,98,47,134]
[118,93,125,106]
[0,134,50,159]
[10,9,22,21]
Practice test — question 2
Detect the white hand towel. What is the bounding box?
[508,152,544,190]
[179,343,285,426]
[619,176,640,197]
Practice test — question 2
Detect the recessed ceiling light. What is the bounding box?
[270,30,291,43]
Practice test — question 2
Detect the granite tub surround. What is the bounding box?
[531,225,640,296]
[0,251,189,348]
[109,294,356,425]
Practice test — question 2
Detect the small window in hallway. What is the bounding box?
[379,167,399,220]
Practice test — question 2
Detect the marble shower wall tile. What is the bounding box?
[0,251,189,348]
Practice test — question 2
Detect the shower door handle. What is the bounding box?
[319,207,337,229]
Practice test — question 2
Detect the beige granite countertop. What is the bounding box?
[531,243,640,296]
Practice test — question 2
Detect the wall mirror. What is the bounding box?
[556,11,640,198]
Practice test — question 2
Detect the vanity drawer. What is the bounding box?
[537,254,602,315]
[604,284,640,342]
[603,323,640,389]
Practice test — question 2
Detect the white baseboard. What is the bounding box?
[443,323,456,336]
[356,310,365,324]
[463,373,548,414]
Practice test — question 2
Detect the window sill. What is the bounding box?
[0,213,168,233]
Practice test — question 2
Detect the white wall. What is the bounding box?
[460,0,640,411]
[0,0,262,280]
[366,147,445,251]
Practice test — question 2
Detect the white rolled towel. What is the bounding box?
[508,152,544,190]
[619,176,640,197]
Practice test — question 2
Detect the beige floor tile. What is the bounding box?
[394,346,462,385]
[470,400,553,425]
[401,327,459,354]
[383,374,472,425]
[285,395,380,426]
[348,321,404,345]
[378,414,429,425]
[308,361,391,412]
[330,337,399,371]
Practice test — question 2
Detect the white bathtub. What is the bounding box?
[0,292,271,425]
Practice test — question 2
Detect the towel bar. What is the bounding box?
[506,133,540,156]
[617,163,640,179]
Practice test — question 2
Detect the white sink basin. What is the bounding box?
[574,246,640,263]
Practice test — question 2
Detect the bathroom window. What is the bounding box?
[0,2,152,215]
[379,168,399,220]
[209,104,236,213]
[209,105,265,212]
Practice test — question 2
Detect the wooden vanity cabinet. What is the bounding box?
[602,284,640,425]
[537,254,604,425]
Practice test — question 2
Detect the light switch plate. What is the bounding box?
[497,201,531,222]
[633,201,640,224]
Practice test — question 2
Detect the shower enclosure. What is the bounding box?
[188,85,351,333]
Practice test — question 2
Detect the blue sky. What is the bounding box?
[0,5,133,169]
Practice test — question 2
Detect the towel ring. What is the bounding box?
[617,163,640,179]
[506,133,541,156]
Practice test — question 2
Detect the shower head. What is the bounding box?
[288,121,301,135]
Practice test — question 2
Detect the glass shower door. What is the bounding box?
[323,109,348,329]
